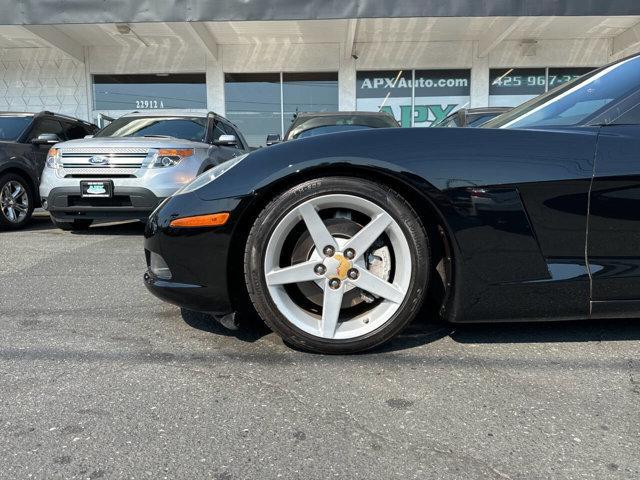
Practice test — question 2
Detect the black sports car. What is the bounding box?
[145,53,640,354]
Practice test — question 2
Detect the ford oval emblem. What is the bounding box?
[89,155,109,165]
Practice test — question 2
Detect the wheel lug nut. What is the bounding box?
[347,268,359,280]
[344,248,355,260]
[323,245,335,257]
[314,264,326,275]
[328,278,341,289]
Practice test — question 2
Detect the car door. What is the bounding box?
[212,120,246,163]
[24,117,67,182]
[588,101,640,316]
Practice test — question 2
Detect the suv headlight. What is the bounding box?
[146,148,194,168]
[176,154,247,195]
[45,148,61,169]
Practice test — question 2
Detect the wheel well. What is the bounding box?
[226,166,455,321]
[0,167,39,205]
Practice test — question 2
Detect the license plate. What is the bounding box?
[81,180,113,198]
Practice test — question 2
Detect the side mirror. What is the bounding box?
[266,133,281,146]
[215,134,237,146]
[32,133,61,145]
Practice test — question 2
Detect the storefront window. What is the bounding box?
[225,72,339,147]
[356,70,412,127]
[283,72,338,133]
[489,67,594,107]
[413,70,471,127]
[547,68,594,89]
[356,70,471,127]
[489,68,546,107]
[224,73,281,148]
[93,74,206,110]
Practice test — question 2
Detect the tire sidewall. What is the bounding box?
[245,177,429,353]
[0,173,34,229]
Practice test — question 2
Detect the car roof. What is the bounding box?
[121,111,208,118]
[294,111,395,118]
[0,111,96,126]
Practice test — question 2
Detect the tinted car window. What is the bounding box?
[64,122,90,140]
[221,122,243,148]
[0,116,32,141]
[612,102,640,125]
[95,116,207,142]
[28,118,66,141]
[467,114,500,127]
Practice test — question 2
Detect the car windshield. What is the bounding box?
[484,55,640,129]
[95,116,208,142]
[288,114,397,140]
[0,116,32,141]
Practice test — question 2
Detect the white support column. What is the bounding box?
[470,42,490,108]
[206,45,225,115]
[339,44,357,111]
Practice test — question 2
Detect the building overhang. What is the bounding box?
[7,0,640,26]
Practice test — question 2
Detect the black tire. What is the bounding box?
[244,177,430,354]
[51,217,93,231]
[0,173,34,230]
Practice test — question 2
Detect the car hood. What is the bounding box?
[54,136,209,150]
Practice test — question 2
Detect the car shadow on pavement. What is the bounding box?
[448,317,640,345]
[181,308,271,344]
[70,220,146,236]
[179,304,640,354]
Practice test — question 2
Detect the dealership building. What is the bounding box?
[2,1,640,145]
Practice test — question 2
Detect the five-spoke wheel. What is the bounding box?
[244,177,429,354]
[0,174,33,229]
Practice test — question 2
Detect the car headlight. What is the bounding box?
[45,148,61,169]
[175,154,247,195]
[146,148,194,168]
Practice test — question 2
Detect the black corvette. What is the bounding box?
[145,53,640,354]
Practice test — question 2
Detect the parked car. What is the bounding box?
[434,107,512,128]
[40,111,249,230]
[265,111,399,145]
[0,111,97,229]
[145,53,640,354]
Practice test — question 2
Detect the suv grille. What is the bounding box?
[60,147,149,169]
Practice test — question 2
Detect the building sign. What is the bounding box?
[489,67,594,107]
[93,74,207,111]
[356,70,471,127]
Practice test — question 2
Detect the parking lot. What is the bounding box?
[0,212,637,479]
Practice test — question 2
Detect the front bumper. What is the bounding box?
[143,190,251,315]
[44,186,163,221]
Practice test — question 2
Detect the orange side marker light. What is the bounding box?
[169,212,230,228]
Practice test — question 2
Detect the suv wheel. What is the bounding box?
[0,173,34,230]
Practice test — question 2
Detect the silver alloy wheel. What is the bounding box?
[0,180,29,224]
[264,194,412,340]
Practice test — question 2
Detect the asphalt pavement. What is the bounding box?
[0,212,638,479]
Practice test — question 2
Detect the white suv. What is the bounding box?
[40,112,248,230]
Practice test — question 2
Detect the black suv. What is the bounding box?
[0,111,97,229]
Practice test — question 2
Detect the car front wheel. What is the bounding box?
[0,173,34,230]
[244,177,429,354]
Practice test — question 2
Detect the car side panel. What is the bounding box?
[192,126,598,322]
[588,125,640,314]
